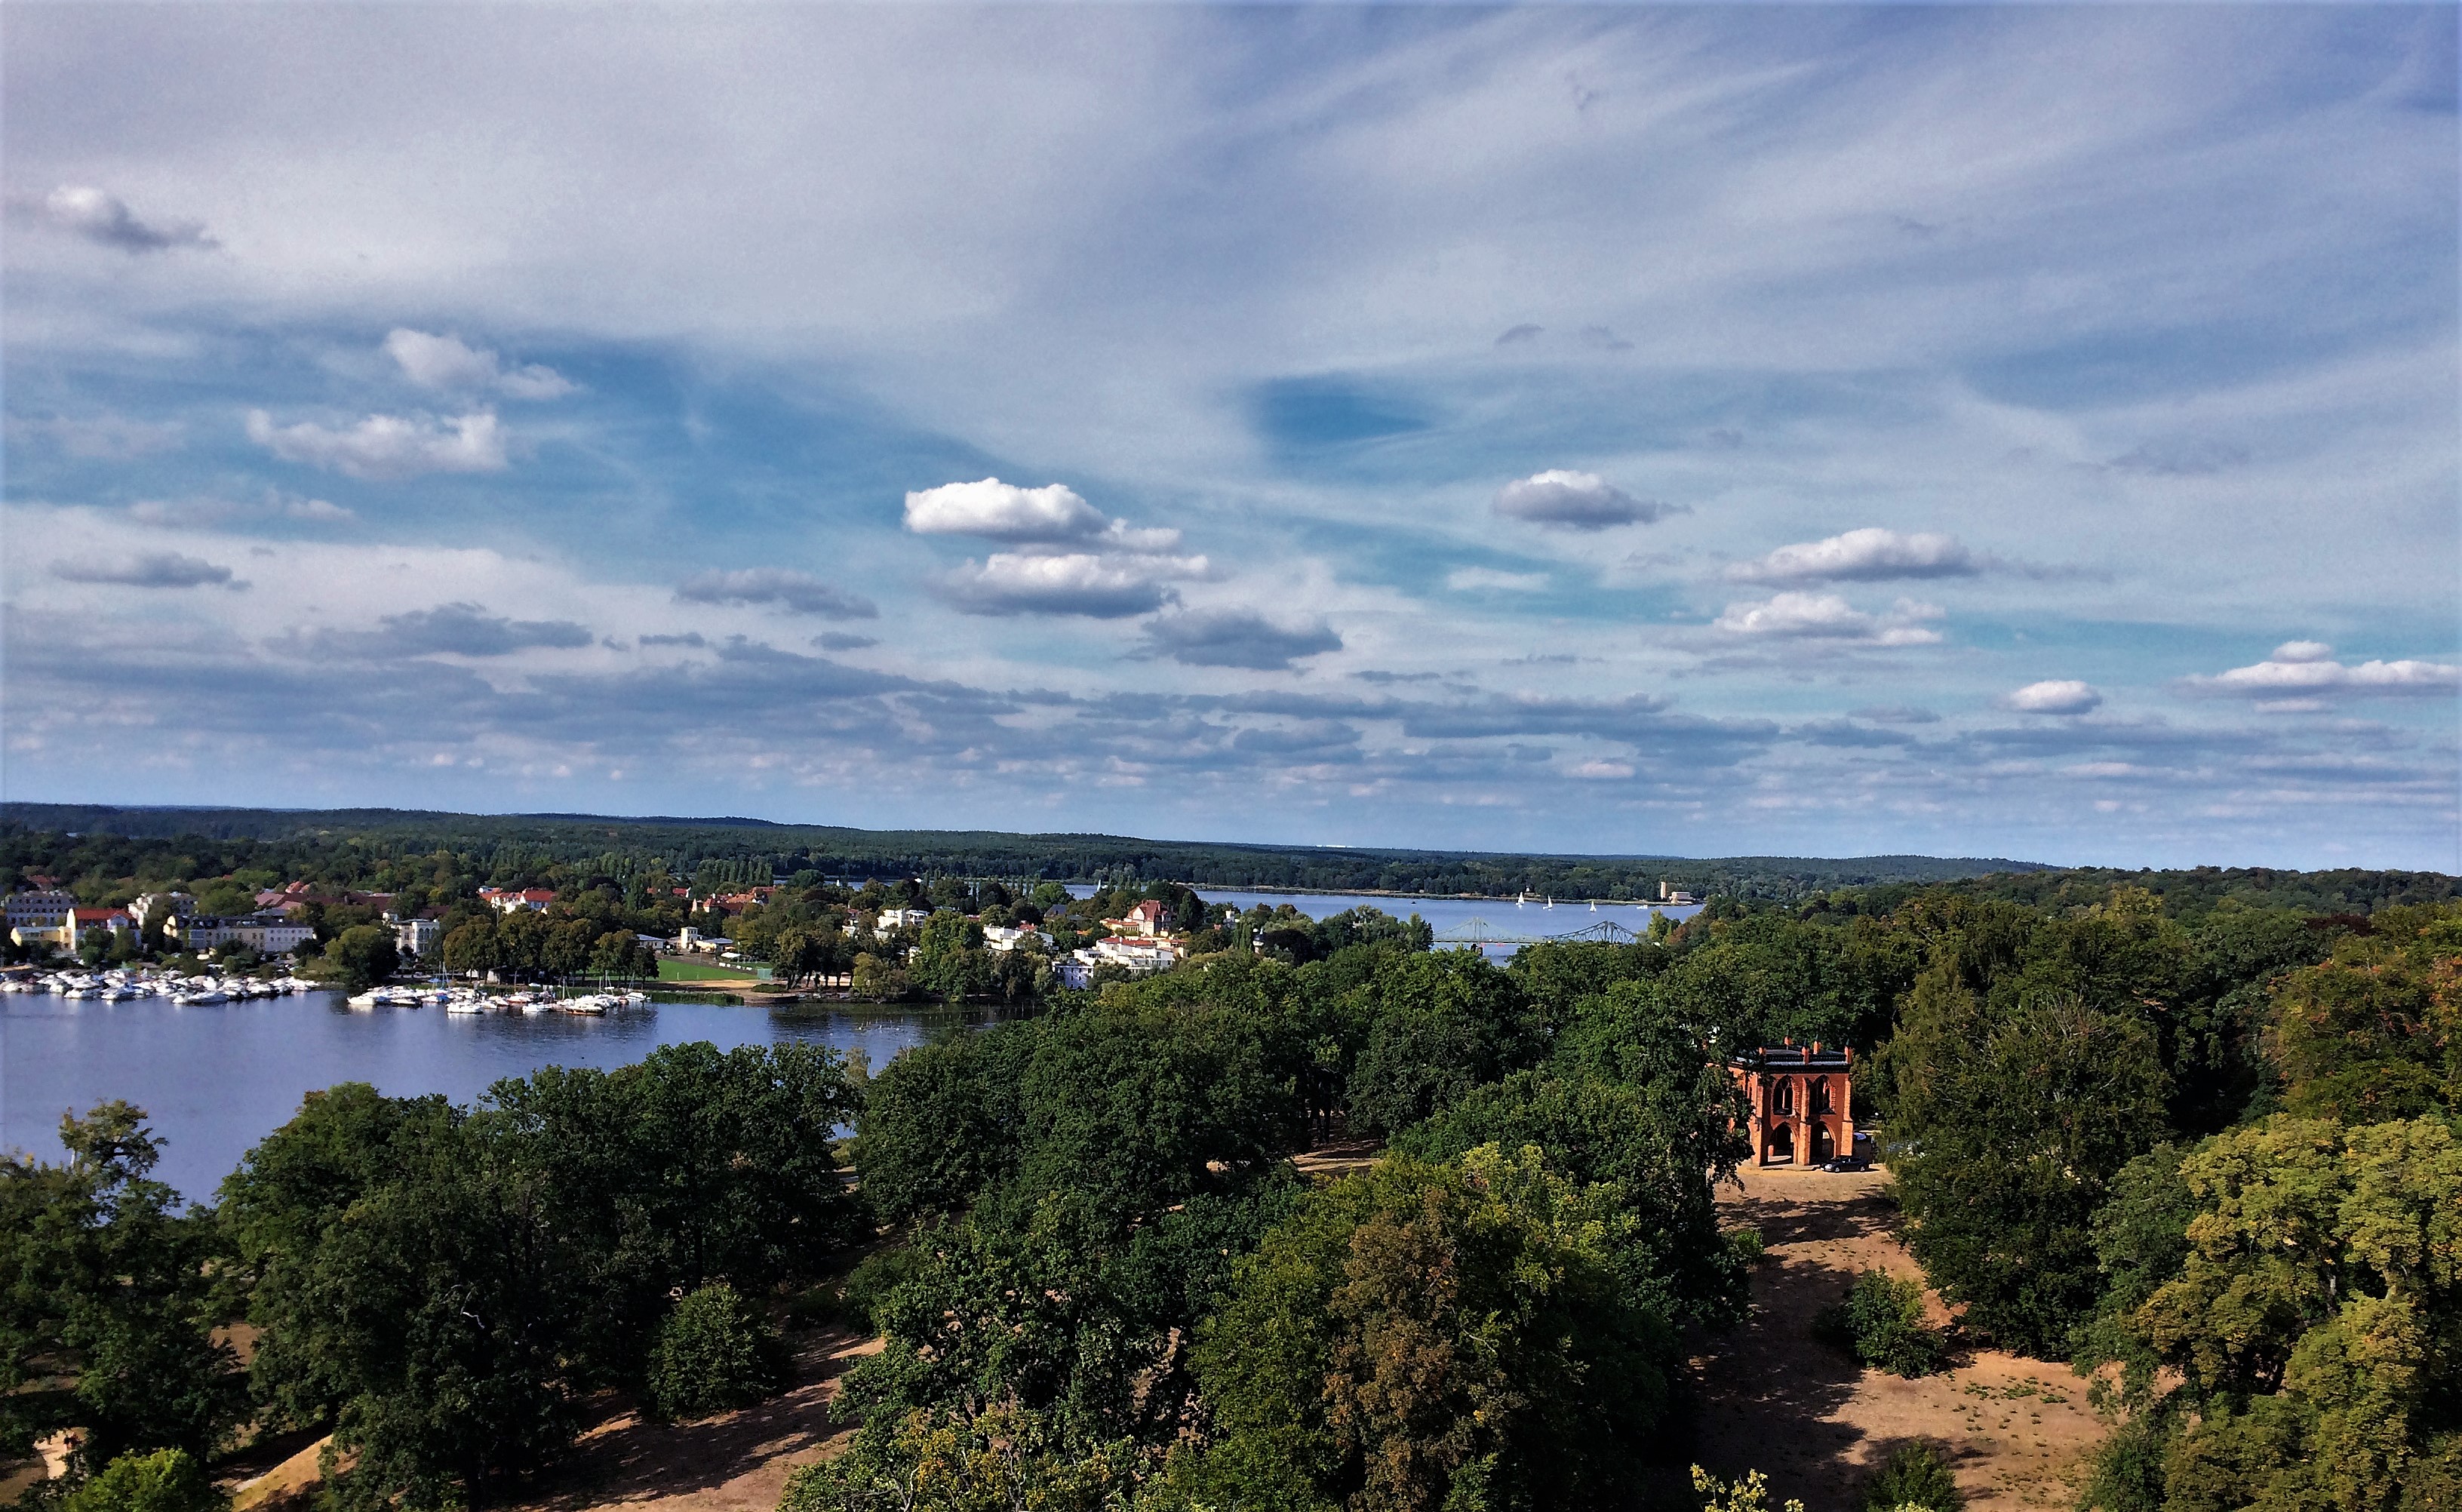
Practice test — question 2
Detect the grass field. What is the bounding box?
[657,957,762,982]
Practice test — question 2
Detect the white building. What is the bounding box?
[981,924,1054,953]
[178,913,317,954]
[479,887,557,914]
[131,892,196,931]
[4,890,78,939]
[395,917,443,957]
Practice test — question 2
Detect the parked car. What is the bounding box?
[1818,1155,1872,1172]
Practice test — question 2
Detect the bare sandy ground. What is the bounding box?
[1678,1163,2107,1512]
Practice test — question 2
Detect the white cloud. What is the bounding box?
[941,551,1207,618]
[2001,679,2104,715]
[1726,527,1978,585]
[38,185,213,253]
[1492,470,1675,530]
[245,409,509,481]
[905,478,1105,542]
[1569,759,1634,779]
[1713,592,1944,645]
[128,490,352,527]
[383,329,573,399]
[2181,644,2460,700]
[1446,567,1549,592]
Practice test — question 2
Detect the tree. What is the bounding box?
[646,1283,782,1421]
[2077,1115,2462,1512]
[910,911,992,1003]
[0,1104,238,1472]
[1886,960,2168,1357]
[61,1448,228,1512]
[1345,951,1541,1135]
[2267,906,2460,1123]
[1182,1145,1677,1512]
[324,925,398,991]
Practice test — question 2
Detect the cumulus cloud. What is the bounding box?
[899,476,1177,552]
[246,409,509,480]
[1492,470,1675,530]
[1726,527,1978,585]
[38,186,214,253]
[2180,642,2460,702]
[941,552,1207,618]
[51,552,241,589]
[383,329,574,399]
[1140,608,1342,671]
[813,632,879,652]
[1446,567,1549,592]
[675,568,878,619]
[294,603,593,659]
[1714,592,1944,645]
[2001,679,2104,715]
[1849,705,1941,725]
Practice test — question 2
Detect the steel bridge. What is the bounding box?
[1430,917,1646,948]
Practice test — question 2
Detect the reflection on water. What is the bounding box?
[0,992,977,1203]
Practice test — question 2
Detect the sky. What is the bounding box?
[2,5,2457,871]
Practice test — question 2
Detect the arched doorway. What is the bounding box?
[1769,1123,1794,1163]
[1810,1123,1835,1163]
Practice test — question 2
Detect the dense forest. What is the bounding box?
[5,861,2457,1512]
[0,804,2055,903]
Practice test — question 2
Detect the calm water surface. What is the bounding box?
[2,993,964,1203]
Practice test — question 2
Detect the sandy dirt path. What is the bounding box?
[1679,1163,2107,1511]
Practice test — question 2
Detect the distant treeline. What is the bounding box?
[3,802,2052,902]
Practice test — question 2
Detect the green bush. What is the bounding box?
[2073,1412,2171,1512]
[1724,1226,1766,1266]
[60,1449,228,1512]
[1812,1270,1944,1378]
[838,1246,924,1332]
[646,1283,785,1421]
[1858,1443,1963,1512]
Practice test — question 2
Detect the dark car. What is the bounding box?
[1818,1155,1872,1172]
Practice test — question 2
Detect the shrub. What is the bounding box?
[61,1449,228,1512]
[646,1283,784,1421]
[1858,1443,1963,1512]
[1813,1270,1944,1378]
[837,1246,924,1333]
[2073,1412,2171,1512]
[1724,1226,1766,1266]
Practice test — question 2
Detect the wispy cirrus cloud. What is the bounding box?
[246,409,508,481]
[675,568,878,619]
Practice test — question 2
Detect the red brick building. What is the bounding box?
[1729,1040,1855,1166]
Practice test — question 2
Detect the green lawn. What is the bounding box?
[657,957,762,982]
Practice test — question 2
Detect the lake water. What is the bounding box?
[0,993,966,1205]
[7,888,1699,1202]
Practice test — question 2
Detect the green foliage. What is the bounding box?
[321,924,398,991]
[1813,1271,1945,1378]
[778,1406,1148,1512]
[1345,950,1541,1134]
[59,1449,228,1512]
[2071,1411,2172,1512]
[1691,1466,1806,1512]
[1886,941,2171,1357]
[217,1043,860,1509]
[2268,905,2461,1122]
[909,911,993,1003]
[1857,1443,1963,1512]
[647,1283,784,1422]
[1182,1145,1677,1512]
[0,1104,238,1470]
[2076,1114,2462,1512]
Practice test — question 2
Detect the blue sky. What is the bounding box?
[3,5,2456,869]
